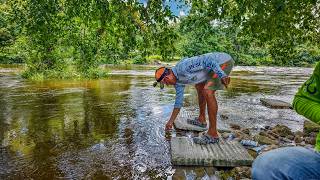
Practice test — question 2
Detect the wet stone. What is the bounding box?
[247,149,258,158]
[305,137,316,145]
[218,166,252,180]
[241,128,250,135]
[260,98,292,109]
[254,134,278,145]
[234,166,251,179]
[309,132,318,138]
[271,124,293,137]
[294,136,303,143]
[220,114,229,120]
[305,144,314,149]
[259,131,277,140]
[297,141,306,146]
[303,120,320,135]
[230,123,241,130]
[264,125,271,130]
[170,137,254,167]
[294,131,304,137]
[286,135,294,140]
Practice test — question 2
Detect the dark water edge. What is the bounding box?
[0,65,313,179]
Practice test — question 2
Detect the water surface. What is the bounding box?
[0,65,313,179]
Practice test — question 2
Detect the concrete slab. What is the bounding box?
[171,137,254,167]
[174,109,230,132]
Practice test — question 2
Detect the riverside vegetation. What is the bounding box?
[1,0,320,80]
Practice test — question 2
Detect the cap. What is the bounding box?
[155,67,169,82]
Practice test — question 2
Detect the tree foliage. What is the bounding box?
[183,0,320,65]
[3,0,178,78]
[0,0,319,79]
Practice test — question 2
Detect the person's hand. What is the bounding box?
[165,120,174,131]
[221,76,231,88]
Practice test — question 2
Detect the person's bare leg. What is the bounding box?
[204,89,219,138]
[195,82,206,123]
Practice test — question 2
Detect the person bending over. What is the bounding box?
[154,52,234,145]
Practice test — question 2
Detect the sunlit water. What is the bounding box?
[0,64,313,179]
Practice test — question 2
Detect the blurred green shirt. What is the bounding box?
[293,62,320,152]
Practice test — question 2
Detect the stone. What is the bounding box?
[218,170,237,180]
[220,114,229,120]
[309,132,318,138]
[247,149,258,158]
[264,125,271,130]
[234,130,251,140]
[218,167,251,180]
[230,123,241,130]
[254,135,278,145]
[286,135,294,140]
[170,137,254,167]
[294,131,304,137]
[305,144,315,149]
[294,136,303,143]
[267,130,279,138]
[303,120,320,135]
[260,98,292,109]
[241,128,250,134]
[271,124,293,137]
[260,131,277,140]
[297,141,306,146]
[172,167,206,179]
[305,137,316,145]
[234,167,251,179]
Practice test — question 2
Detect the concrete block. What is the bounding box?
[171,137,254,167]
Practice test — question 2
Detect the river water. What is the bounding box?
[0,64,313,179]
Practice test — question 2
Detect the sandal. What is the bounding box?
[193,134,220,145]
[187,118,207,128]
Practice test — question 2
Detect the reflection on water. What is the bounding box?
[0,65,313,179]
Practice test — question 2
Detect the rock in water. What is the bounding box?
[294,135,303,143]
[305,137,316,145]
[230,123,241,130]
[254,134,278,145]
[271,124,294,137]
[234,166,252,179]
[241,128,251,134]
[303,120,320,135]
[260,98,292,109]
[294,131,304,137]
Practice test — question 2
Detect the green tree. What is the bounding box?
[185,0,320,65]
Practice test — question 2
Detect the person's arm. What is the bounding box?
[165,108,180,130]
[165,84,185,130]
